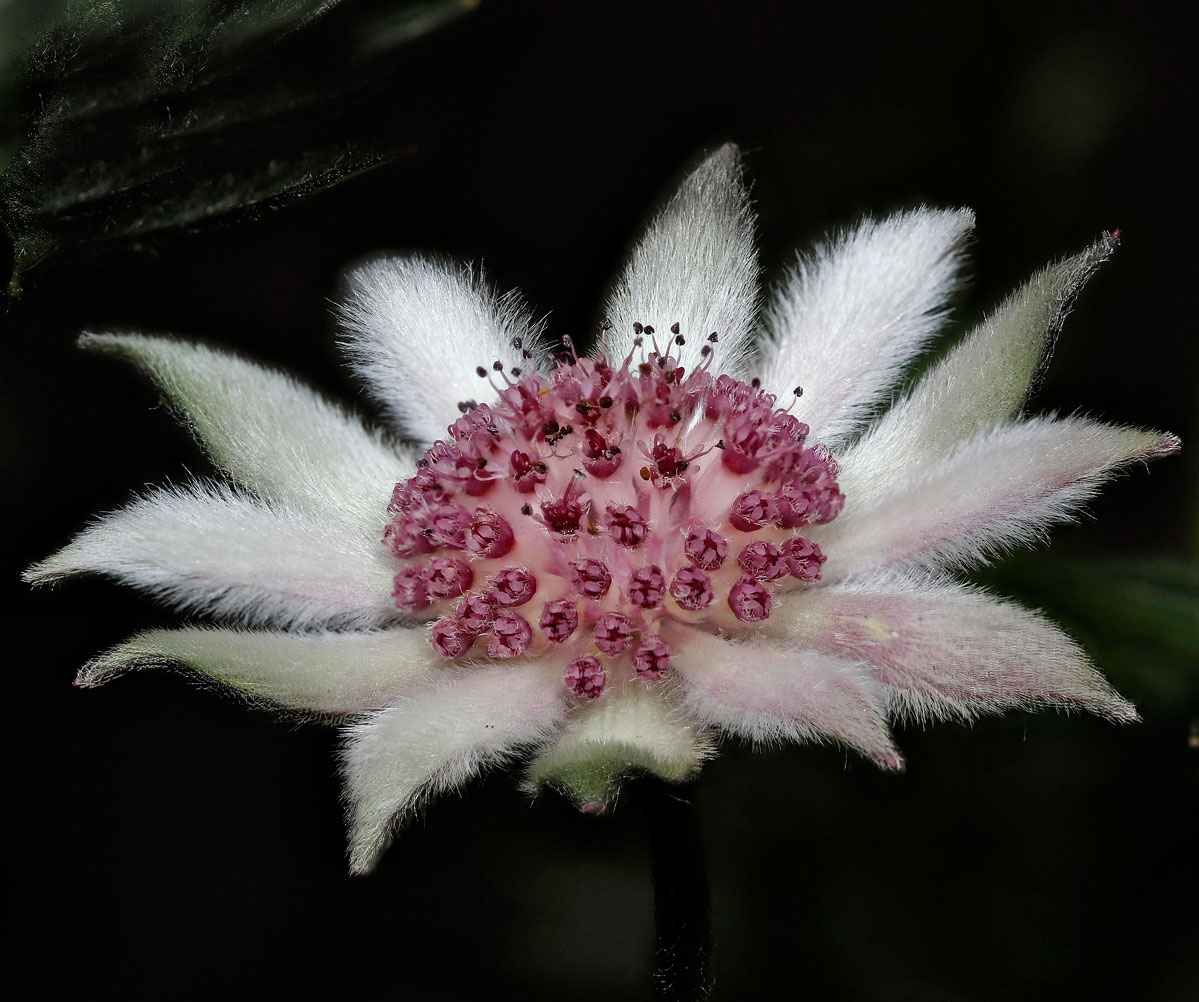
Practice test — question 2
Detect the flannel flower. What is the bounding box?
[26,145,1179,873]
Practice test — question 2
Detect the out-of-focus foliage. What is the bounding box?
[0,0,477,300]
[979,554,1199,712]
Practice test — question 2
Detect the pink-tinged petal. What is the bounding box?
[601,143,760,378]
[766,575,1137,724]
[523,678,715,811]
[814,417,1179,578]
[341,662,567,874]
[23,483,399,630]
[77,626,438,716]
[79,333,412,531]
[837,233,1120,514]
[337,257,550,446]
[670,628,902,769]
[757,207,974,448]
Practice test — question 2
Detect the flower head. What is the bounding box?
[26,145,1179,873]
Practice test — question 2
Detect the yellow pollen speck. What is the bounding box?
[863,617,893,642]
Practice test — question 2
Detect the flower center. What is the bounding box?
[383,326,843,700]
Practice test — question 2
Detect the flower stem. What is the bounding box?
[644,777,713,1001]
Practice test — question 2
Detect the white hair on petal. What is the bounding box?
[337,256,550,446]
[79,333,411,532]
[601,143,760,378]
[766,571,1137,725]
[838,234,1119,513]
[672,629,901,769]
[757,206,974,448]
[24,482,400,631]
[341,662,566,874]
[815,416,1179,579]
[78,626,439,717]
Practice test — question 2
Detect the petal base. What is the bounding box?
[523,679,714,812]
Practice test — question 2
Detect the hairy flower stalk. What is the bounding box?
[25,145,1178,875]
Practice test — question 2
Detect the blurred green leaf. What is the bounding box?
[977,554,1199,710]
[0,0,478,300]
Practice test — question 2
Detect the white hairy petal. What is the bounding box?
[342,662,566,874]
[758,207,974,447]
[523,675,714,808]
[80,333,411,531]
[601,143,759,377]
[337,257,550,446]
[839,234,1118,512]
[765,574,1136,724]
[815,417,1179,578]
[671,629,901,769]
[77,626,438,716]
[24,483,398,630]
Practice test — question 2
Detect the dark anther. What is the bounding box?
[715,439,725,449]
[599,396,614,408]
[543,420,559,435]
[610,446,621,454]
[521,503,533,516]
[457,401,470,413]
[633,322,644,334]
[493,360,504,372]
[421,528,434,537]
[562,424,574,435]
[669,411,681,423]
[511,367,522,377]
[670,322,680,335]
[700,345,712,357]
[644,325,655,335]
[522,349,532,359]
[793,386,804,397]
[708,332,719,342]
[476,366,488,378]
[675,335,686,345]
[417,459,430,468]
[677,460,689,472]
[476,457,488,470]
[657,357,668,368]
[576,402,591,414]
[751,377,761,389]
[534,462,548,474]
[512,336,523,349]
[487,425,500,434]
[574,469,585,477]
[640,467,652,481]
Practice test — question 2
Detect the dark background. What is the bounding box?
[5,2,1196,999]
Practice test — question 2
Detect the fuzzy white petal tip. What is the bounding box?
[76,627,438,716]
[77,332,410,531]
[758,205,974,447]
[837,232,1125,509]
[768,574,1139,726]
[337,257,549,446]
[602,143,760,377]
[25,483,399,631]
[341,663,566,874]
[821,418,1179,579]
